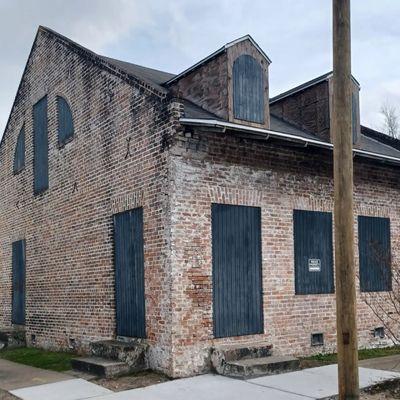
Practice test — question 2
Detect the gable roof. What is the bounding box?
[0,26,175,147]
[100,56,175,90]
[164,34,271,86]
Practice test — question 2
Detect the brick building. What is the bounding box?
[0,27,399,377]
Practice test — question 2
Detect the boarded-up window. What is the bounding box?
[33,96,49,194]
[12,240,26,325]
[233,55,264,124]
[293,210,334,295]
[57,96,74,146]
[358,216,391,292]
[212,204,263,338]
[13,127,25,174]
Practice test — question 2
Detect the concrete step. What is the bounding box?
[223,356,300,379]
[212,342,273,363]
[90,339,148,370]
[211,342,274,376]
[0,327,26,349]
[71,357,131,378]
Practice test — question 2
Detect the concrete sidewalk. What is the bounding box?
[0,359,71,391]
[9,364,400,400]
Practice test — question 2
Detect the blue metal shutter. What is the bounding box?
[358,216,391,292]
[114,208,146,338]
[233,55,264,124]
[57,97,74,145]
[293,210,334,295]
[13,127,25,174]
[12,240,26,325]
[33,96,49,194]
[212,204,263,338]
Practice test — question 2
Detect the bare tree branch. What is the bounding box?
[381,101,399,138]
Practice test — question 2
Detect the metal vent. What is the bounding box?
[373,327,385,339]
[311,333,324,346]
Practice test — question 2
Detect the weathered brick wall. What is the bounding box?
[0,28,178,374]
[169,52,229,120]
[1,27,397,380]
[168,129,399,377]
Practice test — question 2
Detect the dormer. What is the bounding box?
[166,35,271,129]
[270,72,361,143]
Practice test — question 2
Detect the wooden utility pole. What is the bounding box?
[332,0,359,398]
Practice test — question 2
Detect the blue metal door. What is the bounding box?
[212,204,263,338]
[12,240,26,325]
[114,208,146,338]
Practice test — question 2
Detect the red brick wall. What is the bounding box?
[168,129,399,376]
[0,28,178,375]
[169,52,229,120]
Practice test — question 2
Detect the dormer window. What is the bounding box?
[233,55,264,124]
[57,96,74,146]
[13,126,25,174]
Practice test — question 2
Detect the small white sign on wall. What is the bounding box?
[308,258,321,272]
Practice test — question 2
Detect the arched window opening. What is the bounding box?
[57,96,74,146]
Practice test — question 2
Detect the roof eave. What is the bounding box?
[179,118,400,166]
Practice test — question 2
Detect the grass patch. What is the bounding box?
[302,346,400,365]
[0,347,75,372]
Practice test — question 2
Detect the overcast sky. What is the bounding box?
[1,0,400,138]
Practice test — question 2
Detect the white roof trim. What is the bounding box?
[179,117,400,165]
[165,35,271,86]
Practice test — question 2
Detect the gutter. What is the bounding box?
[179,118,400,166]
